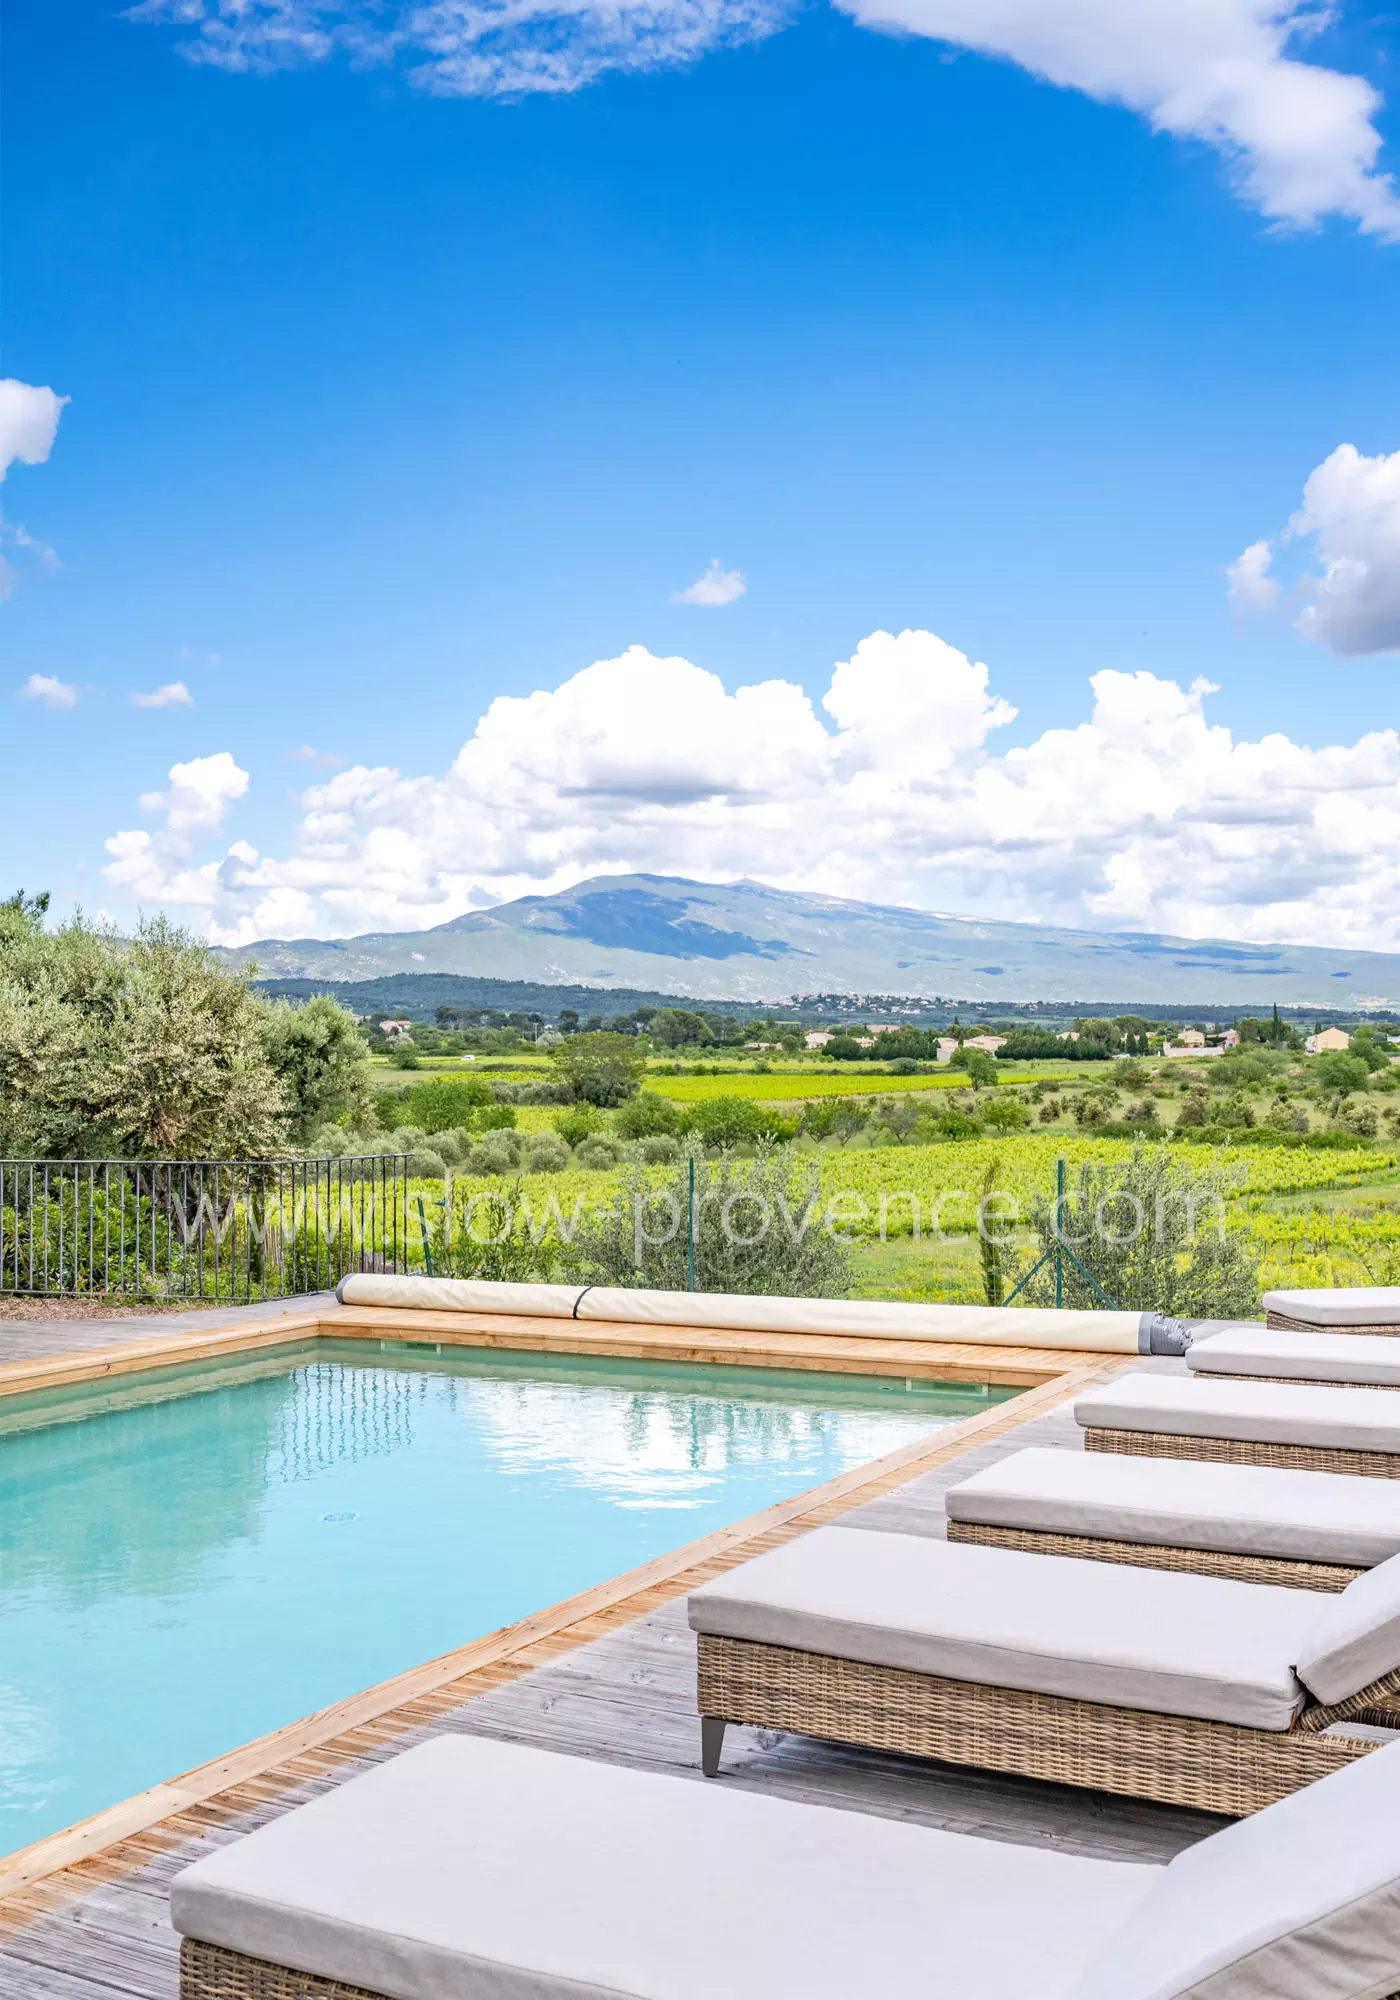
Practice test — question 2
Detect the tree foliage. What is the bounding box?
[262,993,374,1139]
[563,1146,851,1296]
[0,903,366,1160]
[397,1072,493,1134]
[548,1030,647,1106]
[1015,1144,1261,1318]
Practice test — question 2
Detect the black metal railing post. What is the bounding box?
[0,1154,409,1301]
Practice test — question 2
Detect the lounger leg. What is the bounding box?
[701,1717,727,1778]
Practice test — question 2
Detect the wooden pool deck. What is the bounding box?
[0,1307,1215,1999]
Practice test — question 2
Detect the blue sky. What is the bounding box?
[5,0,1400,953]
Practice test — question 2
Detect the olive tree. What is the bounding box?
[563,1145,851,1296]
[1012,1143,1260,1318]
[0,905,289,1159]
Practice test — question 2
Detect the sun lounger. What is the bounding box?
[171,1731,1400,2000]
[945,1445,1400,1588]
[1077,1372,1400,1477]
[687,1526,1400,1814]
[1189,1325,1400,1388]
[1267,1285,1400,1335]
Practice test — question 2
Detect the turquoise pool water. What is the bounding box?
[0,1341,1016,1854]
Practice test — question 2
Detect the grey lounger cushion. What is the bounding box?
[687,1526,1316,1728]
[170,1735,1156,2000]
[1297,1554,1400,1706]
[1077,1373,1400,1454]
[1190,1327,1400,1387]
[1077,1738,1400,2000]
[945,1446,1400,1567]
[1266,1286,1400,1329]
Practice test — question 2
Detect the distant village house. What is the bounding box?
[1306,1027,1353,1054]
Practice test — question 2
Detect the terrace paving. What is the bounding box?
[0,1295,338,1365]
[0,1310,1219,2000]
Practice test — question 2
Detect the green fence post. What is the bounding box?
[1055,1156,1065,1310]
[416,1195,434,1278]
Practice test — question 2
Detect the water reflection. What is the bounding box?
[0,1342,1014,1856]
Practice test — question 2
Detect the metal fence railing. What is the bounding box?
[0,1156,410,1302]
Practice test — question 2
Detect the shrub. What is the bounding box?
[562,1146,851,1297]
[465,1131,524,1175]
[285,1223,337,1293]
[688,1095,795,1149]
[431,1126,475,1166]
[405,1147,447,1178]
[934,1110,983,1139]
[950,1047,998,1087]
[983,1094,1030,1132]
[576,1134,625,1171]
[822,1035,867,1061]
[554,1104,603,1148]
[1315,1052,1371,1094]
[523,1132,571,1173]
[427,1180,558,1282]
[613,1091,685,1140]
[478,1103,517,1132]
[637,1134,680,1164]
[1016,1143,1260,1318]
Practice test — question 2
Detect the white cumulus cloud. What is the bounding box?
[99,630,1400,954]
[0,380,68,596]
[0,381,67,482]
[1226,538,1280,613]
[1234,442,1400,655]
[833,0,1400,238]
[19,673,78,711]
[131,680,196,709]
[672,559,747,607]
[104,752,252,907]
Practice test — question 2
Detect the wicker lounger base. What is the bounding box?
[696,1633,1389,1816]
[181,1939,387,2000]
[1202,1371,1400,1391]
[1084,1425,1400,1480]
[1268,1311,1400,1336]
[181,1926,1400,2000]
[946,1518,1362,1591]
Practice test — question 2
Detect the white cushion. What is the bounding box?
[1077,1373,1400,1453]
[171,1735,1156,2000]
[1074,1739,1400,2000]
[945,1447,1400,1567]
[1295,1554,1400,1705]
[1190,1327,1400,1387]
[688,1527,1315,1729]
[1265,1286,1400,1328]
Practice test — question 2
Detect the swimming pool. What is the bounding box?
[0,1340,1017,1854]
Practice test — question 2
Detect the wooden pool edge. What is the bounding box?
[0,1347,1115,1917]
[0,1297,1111,1403]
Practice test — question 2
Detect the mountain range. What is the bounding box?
[223,875,1400,1007]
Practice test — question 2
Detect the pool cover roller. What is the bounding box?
[335,1276,1191,1355]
